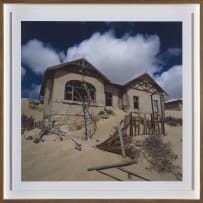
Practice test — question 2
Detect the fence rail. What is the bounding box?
[97,111,165,158]
[129,112,165,136]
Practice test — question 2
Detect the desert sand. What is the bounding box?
[22,101,182,181]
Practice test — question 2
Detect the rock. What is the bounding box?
[33,138,40,144]
[26,135,33,140]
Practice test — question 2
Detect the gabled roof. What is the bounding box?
[124,73,167,95]
[46,58,110,82]
[40,58,167,96]
[40,58,110,96]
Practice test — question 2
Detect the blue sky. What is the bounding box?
[21,22,182,99]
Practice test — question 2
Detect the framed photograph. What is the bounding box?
[2,1,201,200]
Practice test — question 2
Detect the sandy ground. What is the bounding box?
[165,109,182,119]
[21,98,43,121]
[22,102,182,181]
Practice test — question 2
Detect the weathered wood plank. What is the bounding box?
[129,112,133,136]
[67,133,82,146]
[87,160,137,171]
[96,170,122,181]
[48,129,63,139]
[118,127,126,158]
[118,168,151,181]
[38,127,48,139]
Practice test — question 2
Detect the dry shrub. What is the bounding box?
[143,135,178,174]
[35,120,44,129]
[22,114,43,130]
[22,114,35,130]
[126,145,141,160]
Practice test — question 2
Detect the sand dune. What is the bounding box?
[22,99,182,181]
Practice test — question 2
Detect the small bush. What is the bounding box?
[126,145,141,160]
[143,135,178,173]
[22,114,35,130]
[34,120,44,129]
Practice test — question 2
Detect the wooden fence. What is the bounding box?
[87,160,151,181]
[97,112,165,158]
[129,112,165,136]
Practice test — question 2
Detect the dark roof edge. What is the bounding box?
[40,59,167,96]
[46,58,110,83]
[123,72,168,95]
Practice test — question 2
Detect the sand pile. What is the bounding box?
[22,109,182,181]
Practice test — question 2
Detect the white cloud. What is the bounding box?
[155,65,182,99]
[22,39,61,75]
[21,33,182,99]
[21,66,26,78]
[23,83,41,99]
[63,31,161,84]
[167,48,182,56]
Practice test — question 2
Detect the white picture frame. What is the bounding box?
[3,3,200,199]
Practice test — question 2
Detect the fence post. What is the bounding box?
[129,112,133,136]
[138,117,140,135]
[134,119,137,136]
[143,114,146,135]
[118,127,126,158]
[160,95,166,136]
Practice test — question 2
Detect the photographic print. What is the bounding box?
[21,21,183,182]
[3,3,200,199]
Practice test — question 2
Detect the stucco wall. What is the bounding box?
[104,84,120,109]
[43,70,164,117]
[44,71,105,116]
[152,94,162,114]
[125,88,162,115]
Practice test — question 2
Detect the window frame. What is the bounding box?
[64,80,96,103]
[133,96,139,109]
[153,99,159,113]
[105,92,113,106]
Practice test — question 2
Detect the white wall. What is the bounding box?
[44,70,105,116]
[126,88,162,115]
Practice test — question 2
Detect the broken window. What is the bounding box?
[65,84,74,100]
[153,99,159,113]
[133,96,139,109]
[65,81,96,103]
[105,92,112,106]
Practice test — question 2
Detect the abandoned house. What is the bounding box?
[40,58,167,120]
[164,98,182,111]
